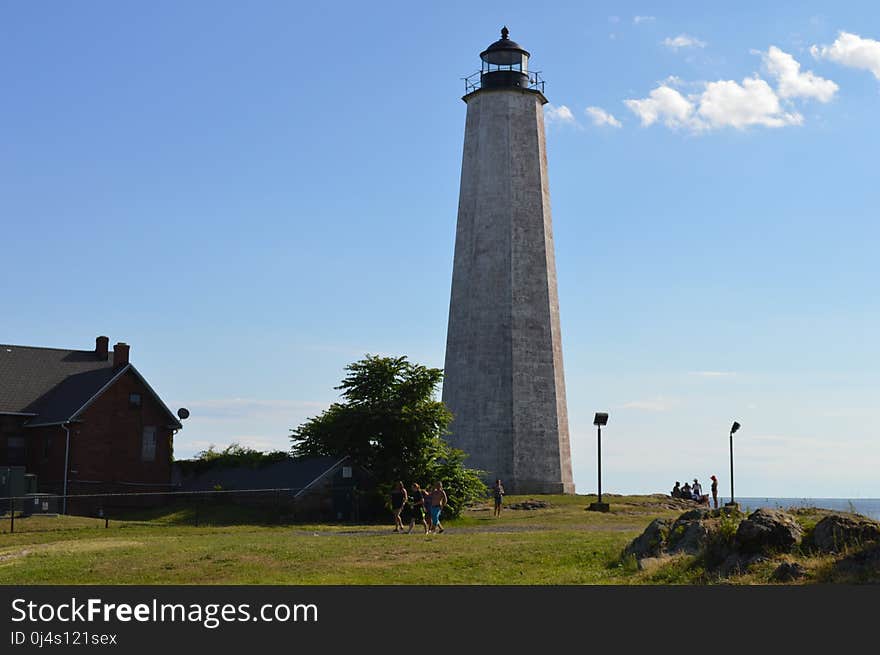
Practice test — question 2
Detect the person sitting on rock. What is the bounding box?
[671,481,682,498]
[681,482,692,499]
[692,478,703,500]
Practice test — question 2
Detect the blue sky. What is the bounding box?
[2,2,878,497]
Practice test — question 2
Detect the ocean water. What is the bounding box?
[723,497,880,521]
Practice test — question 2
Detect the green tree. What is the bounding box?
[290,355,486,517]
[175,442,290,476]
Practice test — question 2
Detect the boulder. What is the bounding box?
[810,514,880,553]
[667,518,710,555]
[734,509,803,554]
[771,561,806,582]
[678,508,711,521]
[719,553,767,577]
[624,518,671,559]
[507,499,550,511]
[829,543,880,583]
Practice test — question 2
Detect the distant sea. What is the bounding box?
[724,497,880,521]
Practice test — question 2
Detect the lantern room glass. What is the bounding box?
[481,52,528,74]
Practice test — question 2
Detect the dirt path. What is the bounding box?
[289,521,644,538]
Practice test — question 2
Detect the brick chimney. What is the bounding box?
[113,342,130,367]
[95,335,109,360]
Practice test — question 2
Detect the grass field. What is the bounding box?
[0,494,677,584]
[1,494,869,584]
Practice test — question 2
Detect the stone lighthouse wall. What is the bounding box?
[442,87,574,494]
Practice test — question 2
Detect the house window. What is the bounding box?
[141,426,157,462]
[342,466,353,479]
[129,393,142,408]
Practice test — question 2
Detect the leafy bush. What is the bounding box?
[176,442,290,476]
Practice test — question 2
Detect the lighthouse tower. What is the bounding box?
[442,28,574,494]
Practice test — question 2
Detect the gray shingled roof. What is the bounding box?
[0,345,117,417]
[0,344,179,428]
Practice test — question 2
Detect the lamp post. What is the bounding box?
[587,412,610,512]
[726,421,741,508]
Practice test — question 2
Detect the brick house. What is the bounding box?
[0,336,182,503]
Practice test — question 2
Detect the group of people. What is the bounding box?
[390,481,448,534]
[671,475,719,509]
[389,478,507,533]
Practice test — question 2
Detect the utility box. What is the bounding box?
[1,466,26,513]
[24,474,37,495]
[24,494,57,516]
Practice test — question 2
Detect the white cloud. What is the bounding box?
[811,31,880,79]
[544,104,576,125]
[697,77,803,129]
[624,84,696,128]
[619,398,674,412]
[633,16,656,24]
[663,34,707,50]
[764,46,838,101]
[585,106,622,127]
[625,75,805,132]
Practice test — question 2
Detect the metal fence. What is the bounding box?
[0,485,376,534]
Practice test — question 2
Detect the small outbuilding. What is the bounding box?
[172,455,375,522]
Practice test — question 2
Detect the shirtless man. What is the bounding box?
[428,481,448,534]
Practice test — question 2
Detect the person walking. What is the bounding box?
[422,484,433,533]
[406,483,429,534]
[428,481,448,533]
[710,475,719,509]
[390,481,407,532]
[492,479,505,517]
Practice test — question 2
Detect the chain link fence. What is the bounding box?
[1,485,376,534]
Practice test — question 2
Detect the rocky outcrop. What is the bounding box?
[810,514,880,553]
[624,506,801,578]
[624,518,671,559]
[623,506,880,582]
[507,499,550,511]
[734,509,803,554]
[667,512,711,555]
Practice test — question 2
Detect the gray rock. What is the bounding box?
[624,518,671,559]
[811,514,880,553]
[720,553,767,577]
[772,561,806,582]
[734,509,803,554]
[507,499,550,511]
[678,508,711,522]
[667,518,710,555]
[829,543,880,582]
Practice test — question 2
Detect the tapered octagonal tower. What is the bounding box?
[442,28,574,494]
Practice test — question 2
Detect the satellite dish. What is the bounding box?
[177,407,190,420]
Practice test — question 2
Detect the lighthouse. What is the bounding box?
[442,28,574,494]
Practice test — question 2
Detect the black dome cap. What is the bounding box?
[480,26,530,64]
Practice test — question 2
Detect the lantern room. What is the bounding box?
[479,26,531,90]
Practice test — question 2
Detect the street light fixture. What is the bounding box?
[726,421,741,508]
[587,412,610,513]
